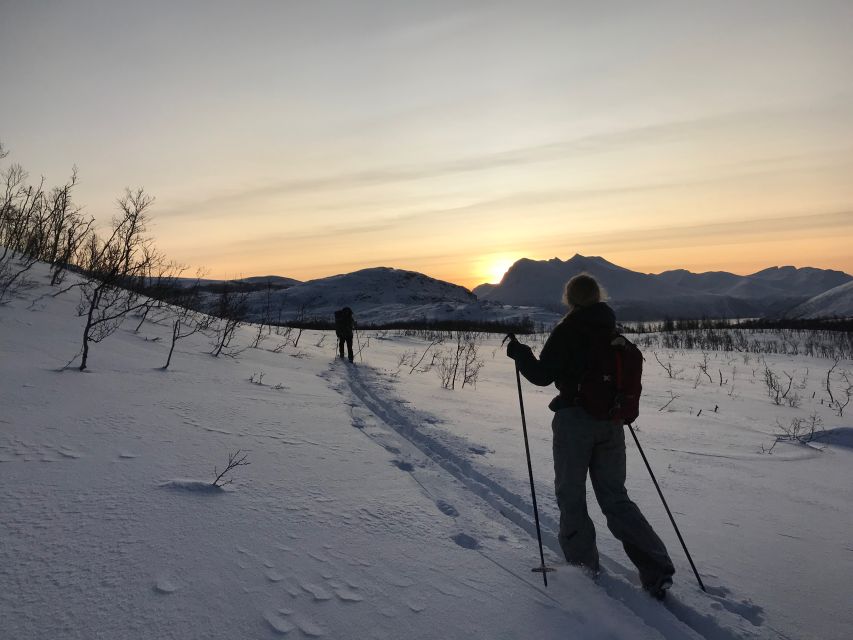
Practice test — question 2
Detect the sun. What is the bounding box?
[484,256,517,285]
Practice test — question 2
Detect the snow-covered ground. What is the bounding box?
[2,265,851,639]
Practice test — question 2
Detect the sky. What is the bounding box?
[2,0,852,289]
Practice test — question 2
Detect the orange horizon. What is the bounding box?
[185,248,853,292]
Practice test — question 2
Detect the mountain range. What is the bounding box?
[198,256,852,325]
[200,267,554,328]
[474,255,852,320]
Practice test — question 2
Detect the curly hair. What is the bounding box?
[563,273,605,309]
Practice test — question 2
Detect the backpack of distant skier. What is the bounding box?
[576,332,643,424]
[334,308,353,335]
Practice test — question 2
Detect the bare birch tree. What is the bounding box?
[76,189,159,370]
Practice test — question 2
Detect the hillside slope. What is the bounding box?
[786,280,853,318]
[4,262,850,639]
[229,266,556,327]
[0,264,746,640]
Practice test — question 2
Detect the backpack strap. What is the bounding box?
[614,348,623,393]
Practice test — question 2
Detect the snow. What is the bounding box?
[2,263,852,639]
[787,280,853,318]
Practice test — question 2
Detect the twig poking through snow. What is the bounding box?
[212,450,250,487]
[658,390,680,412]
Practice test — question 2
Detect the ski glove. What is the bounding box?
[506,339,533,361]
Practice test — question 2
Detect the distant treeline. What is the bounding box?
[629,316,853,334]
[279,316,540,335]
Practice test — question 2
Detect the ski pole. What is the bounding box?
[627,423,706,592]
[355,327,363,362]
[504,334,553,586]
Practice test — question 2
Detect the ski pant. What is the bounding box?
[551,407,674,588]
[337,332,353,361]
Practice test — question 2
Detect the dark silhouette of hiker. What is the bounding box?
[506,274,675,599]
[334,307,355,362]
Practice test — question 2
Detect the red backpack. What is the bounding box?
[577,333,643,424]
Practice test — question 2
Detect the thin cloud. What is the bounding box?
[538,211,853,258]
[201,209,852,281]
[156,103,846,219]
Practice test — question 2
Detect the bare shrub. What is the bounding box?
[826,359,852,417]
[653,351,682,379]
[209,284,249,357]
[435,331,483,390]
[407,337,443,375]
[212,450,250,487]
[697,351,712,383]
[775,412,823,445]
[249,283,275,349]
[132,261,185,332]
[658,390,680,412]
[162,275,212,369]
[0,145,96,301]
[762,363,792,405]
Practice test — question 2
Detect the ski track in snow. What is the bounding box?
[332,361,776,640]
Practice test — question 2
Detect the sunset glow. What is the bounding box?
[476,255,521,287]
[2,2,851,288]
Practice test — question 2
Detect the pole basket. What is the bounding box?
[532,565,556,586]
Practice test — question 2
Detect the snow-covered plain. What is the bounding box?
[2,265,852,640]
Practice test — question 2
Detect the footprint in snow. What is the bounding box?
[307,551,330,563]
[382,573,413,588]
[301,583,332,601]
[332,586,363,602]
[294,615,326,637]
[451,533,481,550]
[153,578,179,594]
[265,612,295,635]
[435,500,459,517]
[391,459,414,472]
[406,598,427,613]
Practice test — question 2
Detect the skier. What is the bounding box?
[505,273,675,600]
[333,306,355,363]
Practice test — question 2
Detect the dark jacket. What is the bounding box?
[511,302,616,411]
[334,307,354,337]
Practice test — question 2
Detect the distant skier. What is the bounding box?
[334,306,355,363]
[505,274,675,600]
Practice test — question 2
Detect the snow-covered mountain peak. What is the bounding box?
[479,254,852,319]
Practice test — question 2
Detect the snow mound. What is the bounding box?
[159,479,225,493]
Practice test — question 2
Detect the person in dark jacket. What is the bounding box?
[506,274,675,599]
[334,307,355,362]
